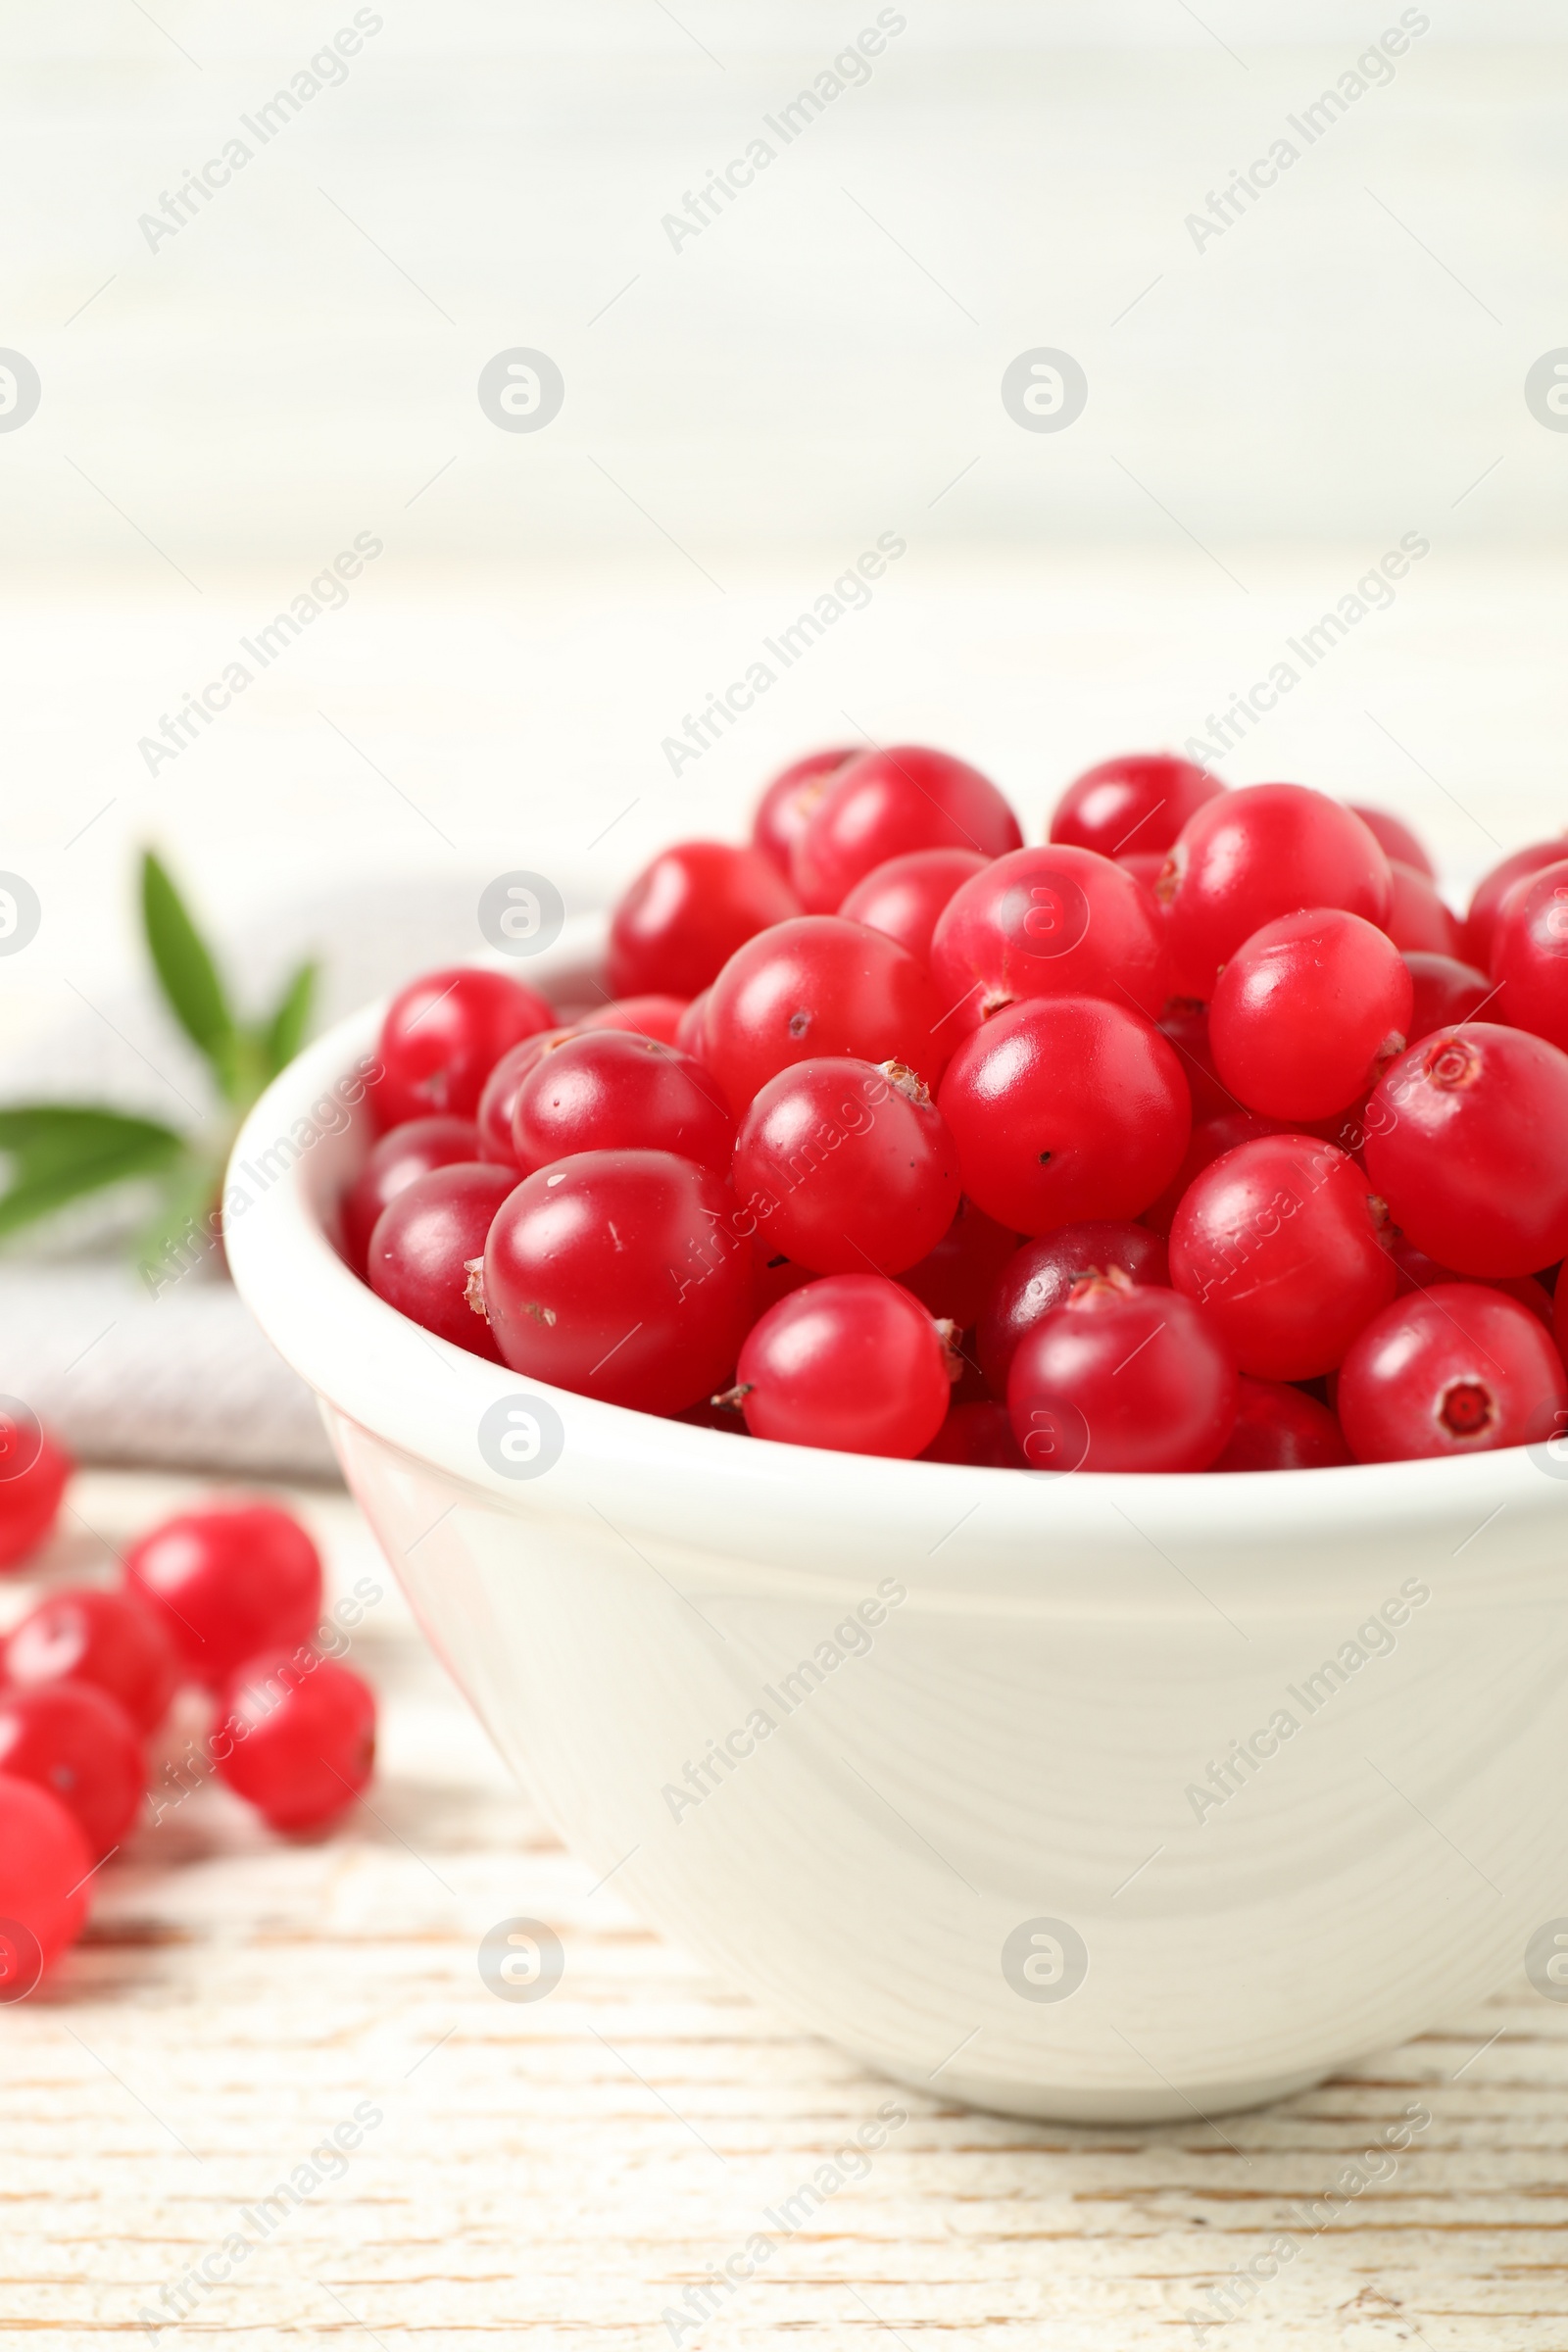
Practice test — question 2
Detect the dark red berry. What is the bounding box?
[1156,1001,1236,1122]
[734,1055,959,1278]
[1348,805,1435,879]
[732,1275,953,1456]
[752,747,858,876]
[978,1219,1168,1397]
[791,744,1022,911]
[3,1587,179,1735]
[704,915,950,1112]
[1158,784,1394,1000]
[609,841,800,999]
[1141,1109,1293,1238]
[1210,1376,1350,1471]
[931,845,1169,1034]
[1384,860,1460,956]
[1006,1269,1237,1473]
[0,1683,144,1860]
[216,1651,375,1834]
[1339,1285,1567,1461]
[512,1031,734,1177]
[1403,952,1493,1041]
[1489,858,1568,1053]
[920,1399,1027,1467]
[370,967,556,1130]
[1382,1228,1553,1326]
[1051,751,1223,859]
[0,1775,91,1994]
[125,1504,323,1690]
[1208,907,1412,1120]
[1461,839,1568,972]
[898,1197,1021,1327]
[341,1116,481,1272]
[475,1031,573,1166]
[838,847,989,964]
[368,1162,516,1357]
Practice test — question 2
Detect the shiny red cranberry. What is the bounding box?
[790,744,1022,911]
[216,1651,376,1834]
[733,1056,959,1277]
[367,1162,515,1357]
[576,995,688,1046]
[1461,839,1568,971]
[752,747,858,876]
[1340,1285,1567,1461]
[474,1031,574,1165]
[341,1116,481,1272]
[0,1683,144,1859]
[1007,1269,1237,1474]
[512,1030,733,1177]
[732,1275,954,1456]
[978,1219,1168,1397]
[1158,784,1394,1000]
[1050,751,1223,859]
[1141,1109,1294,1238]
[608,841,799,999]
[370,967,556,1130]
[703,915,950,1112]
[3,1587,179,1736]
[1489,858,1568,1053]
[0,1422,72,1574]
[930,844,1168,1034]
[838,847,989,964]
[0,1775,92,1994]
[1208,907,1412,1120]
[125,1503,323,1690]
[1211,1376,1350,1470]
[1403,952,1493,1040]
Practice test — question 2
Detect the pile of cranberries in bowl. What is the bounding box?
[341,742,1568,1476]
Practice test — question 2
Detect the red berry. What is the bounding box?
[0,1420,71,1574]
[1141,1109,1292,1238]
[512,1030,734,1178]
[3,1587,179,1735]
[674,992,710,1060]
[703,914,950,1112]
[1382,1229,1553,1327]
[752,747,858,876]
[0,1683,144,1859]
[216,1651,375,1834]
[838,847,989,964]
[733,1056,959,1277]
[1006,1269,1237,1474]
[1384,860,1460,957]
[0,1775,91,1995]
[1462,839,1568,972]
[1208,907,1413,1120]
[576,995,689,1047]
[938,997,1190,1236]
[1169,1135,1396,1378]
[1117,851,1166,900]
[1158,784,1394,1000]
[898,1197,1021,1327]
[1211,1376,1350,1471]
[368,1162,515,1357]
[484,1151,751,1411]
[125,1504,323,1689]
[733,1275,953,1456]
[475,1031,573,1165]
[1348,805,1435,879]
[920,1399,1027,1467]
[977,1219,1168,1397]
[1050,751,1223,859]
[1489,858,1568,1053]
[931,845,1168,1034]
[790,744,1022,911]
[608,841,800,999]
[1339,1285,1567,1462]
[341,1116,482,1272]
[1156,1001,1237,1122]
[370,967,556,1129]
[1403,951,1493,1041]
[1364,1024,1568,1277]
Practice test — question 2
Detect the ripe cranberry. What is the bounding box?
[216,1651,375,1834]
[674,991,710,1059]
[369,967,556,1130]
[1403,951,1493,1040]
[125,1503,323,1689]
[0,1683,144,1859]
[1158,784,1394,1000]
[1208,908,1412,1120]
[898,1197,1020,1327]
[608,841,800,999]
[1365,1024,1568,1277]
[1340,1285,1567,1461]
[576,995,688,1047]
[1348,805,1435,879]
[931,845,1168,1033]
[0,1421,71,1573]
[1169,1135,1396,1378]
[978,1219,1168,1396]
[484,1151,751,1411]
[920,1400,1027,1467]
[938,997,1190,1236]
[732,1275,953,1456]
[1489,858,1568,1053]
[1156,1002,1235,1121]
[733,1057,959,1277]
[1006,1269,1237,1474]
[0,1775,91,1995]
[703,915,950,1112]
[1142,1109,1292,1238]
[790,744,1022,911]
[752,747,858,876]
[1211,1376,1350,1471]
[512,1031,733,1177]
[1382,1228,1553,1326]
[838,847,989,964]
[1462,839,1568,971]
[367,1162,515,1357]
[475,1030,573,1165]
[1385,861,1460,957]
[3,1587,179,1735]
[341,1116,482,1272]
[1050,751,1223,859]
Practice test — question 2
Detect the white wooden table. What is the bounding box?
[3,1473,1564,2348]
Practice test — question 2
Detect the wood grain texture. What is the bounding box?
[2,1474,1565,2348]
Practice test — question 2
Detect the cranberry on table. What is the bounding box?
[977,1219,1168,1396]
[475,1031,573,1165]
[938,997,1190,1236]
[216,1652,376,1834]
[125,1503,323,1689]
[1339,1285,1567,1462]
[1461,839,1568,972]
[921,1399,1028,1467]
[0,1683,145,1859]
[752,747,858,876]
[369,967,556,1130]
[367,1162,516,1357]
[931,844,1169,1032]
[838,847,989,964]
[703,914,951,1112]
[898,1197,1020,1327]
[0,1774,92,1996]
[731,1274,954,1456]
[1208,907,1413,1121]
[576,995,689,1047]
[1364,1024,1568,1277]
[1006,1269,1237,1474]
[1157,784,1394,1000]
[512,1031,734,1178]
[790,743,1022,911]
[3,1587,179,1736]
[1169,1134,1396,1378]
[1384,860,1461,957]
[1403,951,1493,1040]
[0,1420,72,1573]
[608,841,800,999]
[733,1056,959,1277]
[1156,1002,1236,1122]
[341,1115,482,1272]
[1488,857,1568,1052]
[1050,751,1223,860]
[1348,805,1436,879]
[484,1150,752,1411]
[1211,1377,1350,1471]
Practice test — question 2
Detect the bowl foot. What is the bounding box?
[879,2054,1331,2127]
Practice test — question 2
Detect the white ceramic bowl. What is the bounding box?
[226,922,1568,2123]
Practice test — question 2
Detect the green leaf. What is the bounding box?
[140,850,238,1091]
[0,1106,187,1242]
[261,959,317,1076]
